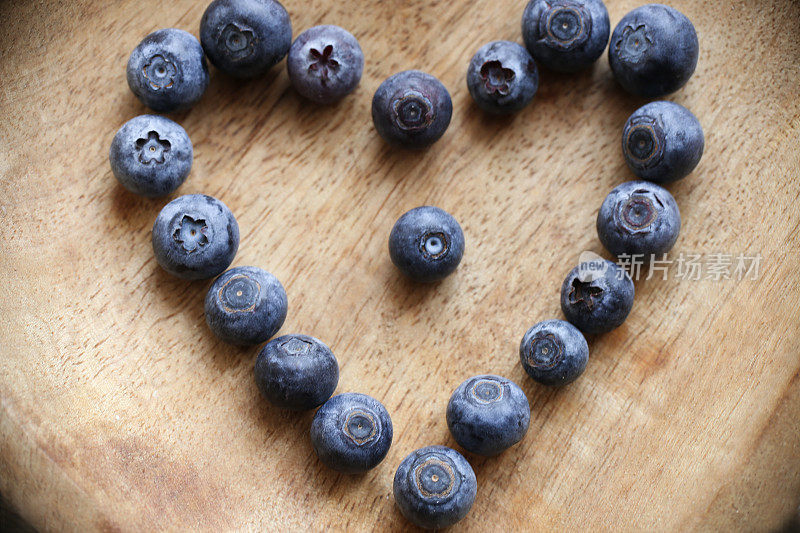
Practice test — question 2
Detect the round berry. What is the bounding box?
[560,258,634,335]
[389,206,465,283]
[393,445,477,529]
[126,28,209,113]
[255,334,338,411]
[522,0,610,72]
[151,194,239,280]
[200,0,292,78]
[608,4,699,97]
[310,393,393,473]
[204,266,287,345]
[287,25,364,104]
[446,375,530,456]
[622,101,704,183]
[466,41,539,114]
[109,115,192,197]
[597,180,681,259]
[520,320,588,385]
[372,70,453,149]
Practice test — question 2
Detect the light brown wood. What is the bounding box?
[1,0,799,530]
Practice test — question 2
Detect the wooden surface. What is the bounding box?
[1,0,799,531]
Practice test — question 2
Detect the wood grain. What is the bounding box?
[1,0,799,531]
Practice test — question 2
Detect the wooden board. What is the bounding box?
[1,0,799,530]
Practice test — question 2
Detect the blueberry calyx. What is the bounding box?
[568,278,603,309]
[540,2,591,49]
[615,24,652,63]
[143,54,177,90]
[134,131,171,165]
[420,231,449,260]
[412,454,459,499]
[527,333,565,370]
[307,44,340,84]
[172,214,209,252]
[218,23,256,60]
[218,274,261,313]
[624,115,664,168]
[479,60,515,95]
[279,336,313,355]
[342,409,379,445]
[617,193,658,233]
[469,378,504,404]
[392,91,434,131]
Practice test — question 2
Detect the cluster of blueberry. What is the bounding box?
[108,0,704,528]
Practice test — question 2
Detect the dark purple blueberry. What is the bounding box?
[254,334,339,411]
[310,393,393,473]
[200,0,292,78]
[389,206,465,283]
[466,41,539,114]
[126,29,209,113]
[520,320,588,386]
[109,115,192,197]
[522,0,610,72]
[372,70,453,149]
[608,4,699,97]
[204,266,287,345]
[597,180,681,259]
[287,25,364,104]
[393,445,477,529]
[151,194,239,280]
[560,258,634,334]
[446,375,530,456]
[622,101,704,183]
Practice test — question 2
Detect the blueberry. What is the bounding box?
[393,445,477,530]
[608,4,699,97]
[622,101,704,183]
[446,375,530,456]
[466,41,539,114]
[520,320,588,385]
[254,334,339,410]
[287,25,364,104]
[522,0,610,72]
[151,194,239,280]
[126,29,209,113]
[310,393,393,473]
[372,70,453,149]
[561,259,634,334]
[389,206,465,283]
[597,180,681,259]
[200,0,292,78]
[204,266,287,345]
[109,115,192,197]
